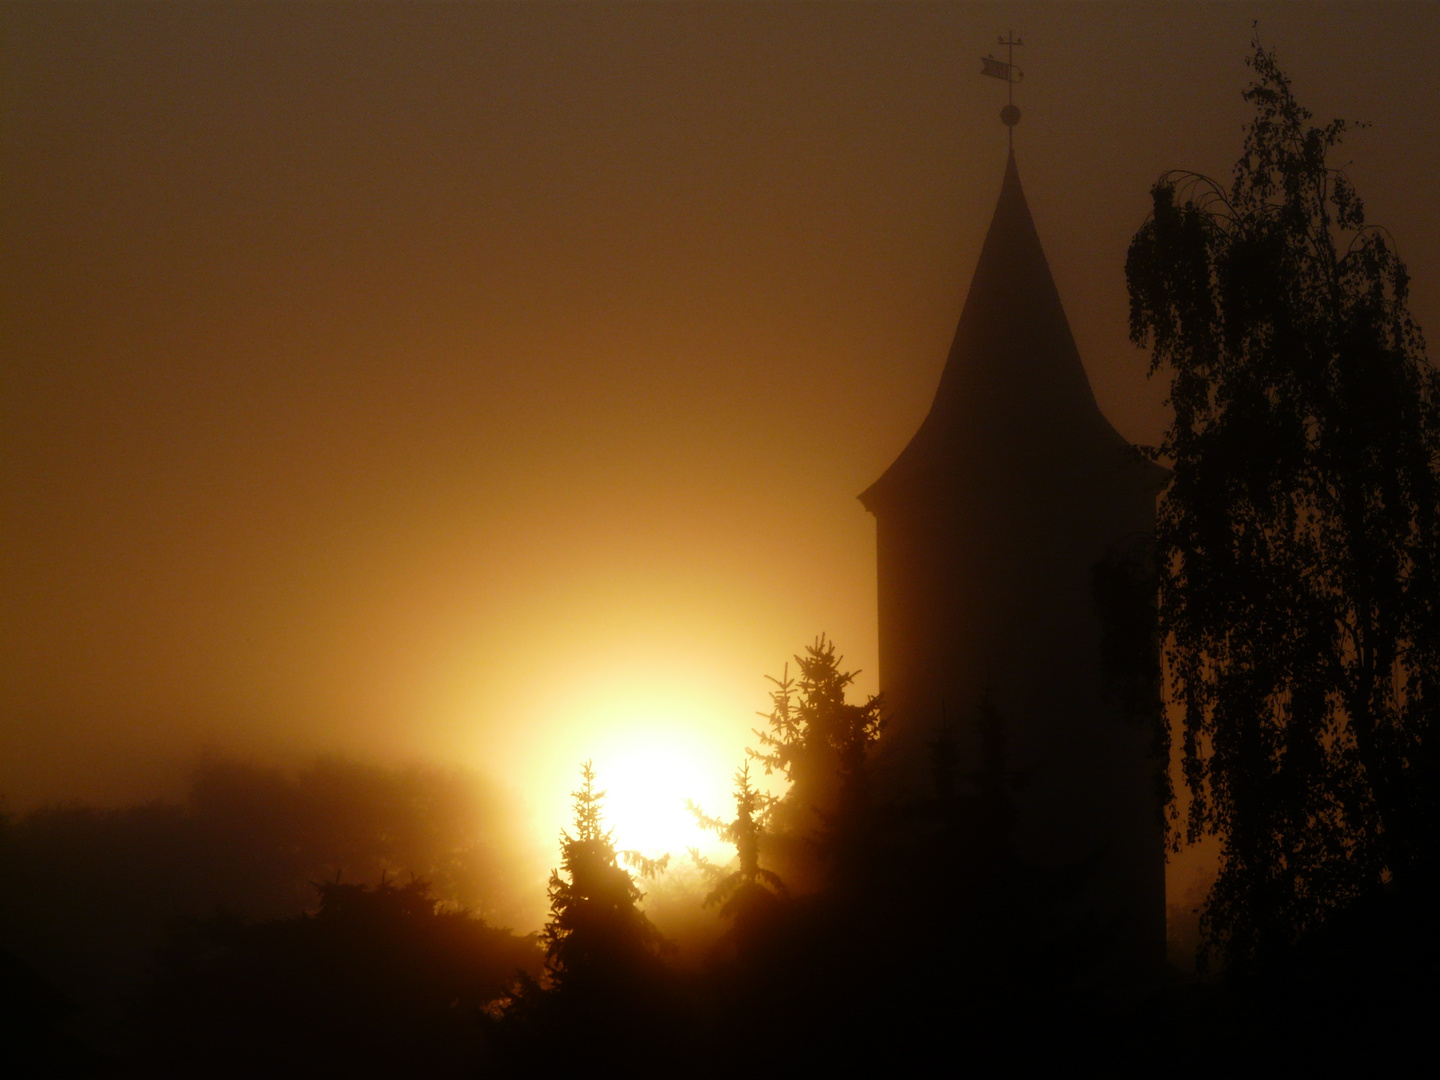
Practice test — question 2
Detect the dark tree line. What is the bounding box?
[0,758,540,1077]
[485,635,1119,1073]
[136,876,540,1078]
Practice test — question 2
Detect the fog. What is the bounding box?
[4,1,1439,979]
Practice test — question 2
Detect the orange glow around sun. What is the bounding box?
[587,727,736,862]
[459,650,794,877]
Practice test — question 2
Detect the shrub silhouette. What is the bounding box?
[137,876,539,1079]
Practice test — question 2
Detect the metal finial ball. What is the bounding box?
[1000,104,1021,127]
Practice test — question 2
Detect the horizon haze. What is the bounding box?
[5,2,1438,864]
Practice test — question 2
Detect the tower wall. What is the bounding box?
[873,451,1166,968]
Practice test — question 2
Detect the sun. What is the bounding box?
[515,673,778,869]
[586,730,735,862]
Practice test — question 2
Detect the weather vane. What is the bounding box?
[980,30,1024,144]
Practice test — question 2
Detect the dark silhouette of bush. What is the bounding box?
[0,943,105,1078]
[0,754,540,1046]
[135,876,539,1079]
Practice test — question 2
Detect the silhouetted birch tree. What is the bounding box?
[1127,38,1440,964]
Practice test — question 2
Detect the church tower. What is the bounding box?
[860,119,1169,964]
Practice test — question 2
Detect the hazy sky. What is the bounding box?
[5,2,1439,852]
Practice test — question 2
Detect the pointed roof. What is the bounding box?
[860,150,1155,512]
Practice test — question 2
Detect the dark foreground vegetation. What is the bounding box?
[0,757,544,1076]
[4,637,1436,1075]
[6,38,1439,1078]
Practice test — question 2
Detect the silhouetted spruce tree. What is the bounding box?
[498,761,671,1062]
[749,635,884,838]
[687,762,785,931]
[542,761,663,987]
[1127,38,1440,965]
[728,638,903,1057]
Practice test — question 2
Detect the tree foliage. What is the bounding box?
[540,761,664,994]
[748,635,884,829]
[493,762,674,1065]
[687,762,784,919]
[1126,39,1440,962]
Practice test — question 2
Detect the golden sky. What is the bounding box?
[4,2,1439,854]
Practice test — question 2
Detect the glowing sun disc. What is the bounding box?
[588,734,732,861]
